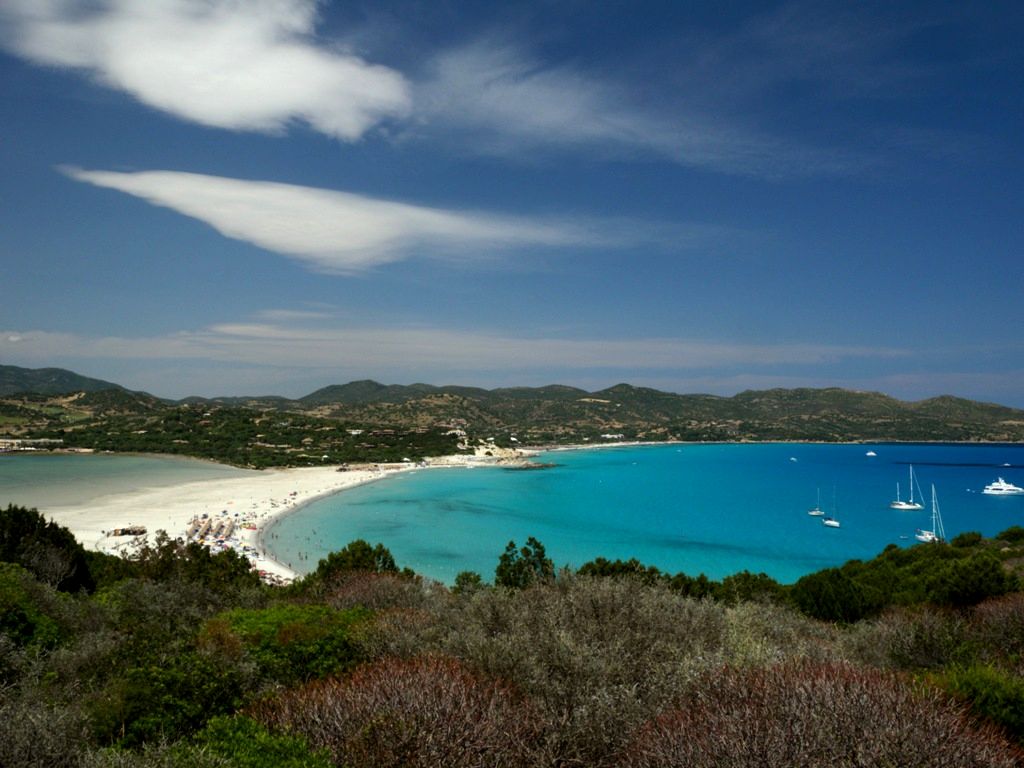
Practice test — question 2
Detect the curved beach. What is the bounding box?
[42,464,410,582]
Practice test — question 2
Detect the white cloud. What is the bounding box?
[0,0,410,140]
[62,167,667,271]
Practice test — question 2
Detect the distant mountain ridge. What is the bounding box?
[3,366,1024,445]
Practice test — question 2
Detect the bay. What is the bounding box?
[264,443,1024,584]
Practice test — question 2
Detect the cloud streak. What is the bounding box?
[63,167,680,271]
[0,0,410,140]
[1,321,904,373]
[414,39,854,177]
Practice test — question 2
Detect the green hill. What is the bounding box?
[0,364,126,397]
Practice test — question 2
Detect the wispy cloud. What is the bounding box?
[62,167,685,271]
[0,320,904,373]
[414,40,850,177]
[0,0,410,140]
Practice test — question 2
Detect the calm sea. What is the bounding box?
[263,443,1024,584]
[0,453,251,509]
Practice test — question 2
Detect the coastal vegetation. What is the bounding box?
[3,503,1024,766]
[3,365,1024,468]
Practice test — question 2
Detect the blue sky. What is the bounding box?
[1,1,1022,404]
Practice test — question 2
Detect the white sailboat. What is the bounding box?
[915,484,946,543]
[890,465,924,510]
[807,488,824,516]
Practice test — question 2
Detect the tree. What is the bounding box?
[308,540,398,582]
[790,567,883,623]
[926,552,1018,608]
[0,504,93,592]
[494,537,554,589]
[452,570,483,594]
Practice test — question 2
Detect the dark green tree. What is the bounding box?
[790,567,883,623]
[309,539,398,581]
[495,537,554,589]
[132,532,262,592]
[0,504,94,592]
[926,552,1017,608]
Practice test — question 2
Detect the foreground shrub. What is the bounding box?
[618,661,1023,767]
[250,655,542,767]
[430,575,728,764]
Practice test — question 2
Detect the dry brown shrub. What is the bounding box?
[841,605,969,670]
[617,661,1023,768]
[249,655,543,767]
[352,606,441,661]
[722,601,840,667]
[969,592,1024,666]
[323,571,446,612]
[0,693,89,768]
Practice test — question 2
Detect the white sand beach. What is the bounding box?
[43,464,410,583]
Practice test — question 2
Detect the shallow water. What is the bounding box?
[0,452,250,509]
[264,443,1024,584]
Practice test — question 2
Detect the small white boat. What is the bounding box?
[890,465,924,510]
[866,450,877,457]
[915,484,946,543]
[807,488,824,516]
[982,477,1024,496]
[822,517,840,528]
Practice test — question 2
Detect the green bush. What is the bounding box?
[0,563,63,650]
[189,715,332,768]
[952,531,983,548]
[205,604,369,684]
[996,526,1024,545]
[87,651,243,747]
[942,665,1024,742]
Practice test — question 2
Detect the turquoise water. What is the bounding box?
[264,443,1024,584]
[0,453,252,509]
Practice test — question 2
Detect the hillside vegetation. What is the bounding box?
[3,366,1024,467]
[3,504,1024,767]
